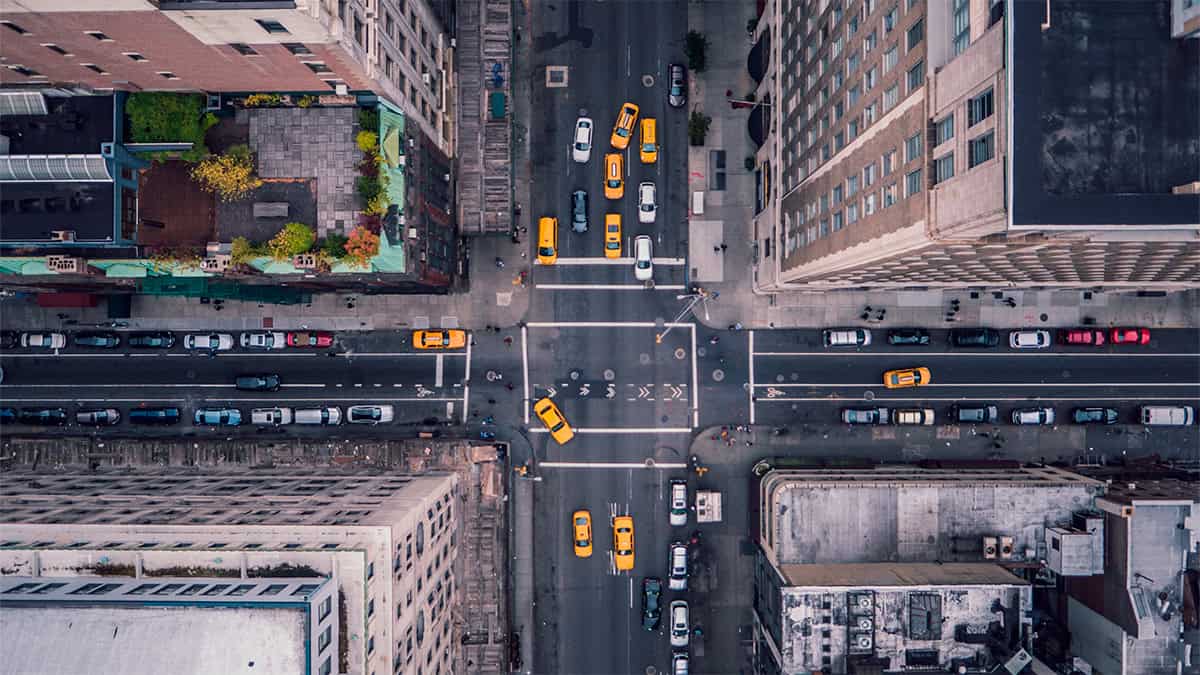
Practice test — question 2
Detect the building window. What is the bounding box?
[283,42,312,55]
[124,52,148,62]
[847,51,860,74]
[847,203,859,224]
[305,61,333,73]
[883,6,898,33]
[968,132,995,168]
[847,175,860,196]
[864,163,877,186]
[255,19,289,34]
[7,65,40,77]
[833,185,844,206]
[934,153,955,183]
[157,71,179,80]
[906,60,924,91]
[882,84,898,111]
[905,133,922,163]
[882,149,897,175]
[863,67,877,91]
[819,219,830,237]
[884,183,897,206]
[318,627,332,653]
[968,88,994,126]
[847,85,861,107]
[820,194,829,213]
[847,118,859,140]
[1,20,29,35]
[833,70,844,91]
[230,43,258,56]
[834,131,845,152]
[883,45,898,73]
[953,0,970,54]
[863,100,877,125]
[318,659,331,675]
[849,14,859,35]
[905,168,922,196]
[936,115,954,145]
[832,211,844,231]
[85,31,112,41]
[833,100,844,121]
[319,596,332,620]
[821,143,830,161]
[832,35,843,57]
[865,192,877,215]
[43,44,70,56]
[906,18,923,51]
[863,30,877,53]
[82,63,109,74]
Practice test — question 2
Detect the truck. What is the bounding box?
[695,490,722,523]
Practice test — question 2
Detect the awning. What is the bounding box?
[748,102,769,148]
[748,31,770,83]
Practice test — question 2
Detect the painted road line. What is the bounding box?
[749,330,757,425]
[462,338,472,425]
[540,461,689,469]
[529,427,692,434]
[534,283,687,291]
[533,257,687,266]
[521,325,530,426]
[165,352,318,358]
[527,322,693,328]
[435,354,444,387]
[689,323,699,429]
[0,397,463,403]
[341,352,467,357]
[753,351,1200,357]
[757,395,1200,403]
[0,383,327,389]
[751,382,1200,388]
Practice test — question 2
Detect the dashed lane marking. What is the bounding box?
[529,427,692,434]
[534,257,686,265]
[539,461,689,469]
[534,283,687,291]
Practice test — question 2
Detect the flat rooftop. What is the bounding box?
[1011,0,1200,226]
[0,182,115,243]
[0,94,113,155]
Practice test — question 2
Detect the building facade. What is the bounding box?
[750,0,1200,290]
[0,471,459,675]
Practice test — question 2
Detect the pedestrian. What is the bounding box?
[725,89,732,97]
[720,243,727,251]
[861,312,870,321]
[504,335,513,347]
[487,398,496,405]
[495,257,505,268]
[506,382,514,391]
[746,440,753,447]
[713,246,721,253]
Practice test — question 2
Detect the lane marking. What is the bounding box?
[534,283,686,291]
[0,397,462,403]
[435,354,444,387]
[526,322,692,328]
[753,351,1200,358]
[521,325,530,425]
[0,383,327,389]
[529,427,692,434]
[758,395,1200,403]
[749,330,757,425]
[689,324,699,428]
[341,352,467,358]
[534,257,687,266]
[751,382,1200,388]
[462,337,472,425]
[540,461,689,469]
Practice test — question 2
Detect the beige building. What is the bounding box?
[0,471,458,675]
[750,0,1200,290]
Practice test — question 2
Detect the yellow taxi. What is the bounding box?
[533,397,575,444]
[883,366,932,389]
[412,329,467,350]
[604,214,622,258]
[572,510,593,558]
[604,152,624,199]
[639,118,657,164]
[612,515,635,571]
[537,216,558,265]
[610,102,640,149]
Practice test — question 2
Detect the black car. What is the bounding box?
[0,330,18,349]
[1072,407,1119,425]
[128,407,182,425]
[19,408,69,425]
[668,63,687,108]
[951,404,999,424]
[128,331,176,349]
[235,374,281,391]
[949,328,1000,348]
[642,577,663,630]
[73,331,121,348]
[571,189,589,233]
[887,328,931,346]
[0,408,17,425]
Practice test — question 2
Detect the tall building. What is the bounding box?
[0,471,458,675]
[750,0,1200,290]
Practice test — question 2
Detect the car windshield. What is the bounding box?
[608,178,620,187]
[671,85,682,95]
[617,127,630,137]
[574,141,587,150]
[355,409,380,420]
[539,246,555,257]
[643,143,654,152]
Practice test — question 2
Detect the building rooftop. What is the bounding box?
[1011,0,1200,227]
[0,94,113,156]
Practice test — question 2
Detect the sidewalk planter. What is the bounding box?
[689,111,712,146]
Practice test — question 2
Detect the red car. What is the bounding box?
[286,331,335,348]
[1057,329,1105,346]
[1110,327,1150,345]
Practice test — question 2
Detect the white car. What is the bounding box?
[19,332,66,349]
[672,653,689,675]
[240,331,286,350]
[633,235,653,281]
[251,407,293,426]
[1012,407,1055,425]
[637,182,657,223]
[184,333,234,351]
[348,405,394,424]
[1009,329,1050,349]
[669,479,687,526]
[572,117,593,163]
[668,542,688,590]
[669,600,690,648]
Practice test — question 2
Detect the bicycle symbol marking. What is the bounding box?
[765,387,784,398]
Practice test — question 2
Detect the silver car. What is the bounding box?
[19,332,66,349]
[184,333,234,351]
[572,117,593,163]
[669,600,690,648]
[638,182,657,223]
[76,408,120,426]
[668,542,688,590]
[669,480,688,527]
[1012,407,1055,425]
[240,331,286,350]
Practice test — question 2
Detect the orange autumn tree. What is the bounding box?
[343,226,379,267]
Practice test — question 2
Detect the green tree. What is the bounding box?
[268,222,316,260]
[125,93,218,162]
[356,130,379,153]
[231,237,266,265]
[190,146,263,201]
[684,31,709,72]
[321,234,349,259]
[688,111,712,146]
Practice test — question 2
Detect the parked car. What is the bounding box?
[667,63,688,108]
[1012,407,1055,425]
[251,407,293,425]
[572,510,593,558]
[669,601,690,648]
[1111,327,1150,345]
[0,408,17,425]
[633,235,653,281]
[194,408,242,426]
[1009,329,1051,349]
[73,331,121,348]
[19,408,68,425]
[295,407,343,425]
[886,328,930,346]
[184,333,234,351]
[235,374,281,392]
[637,182,657,223]
[76,408,121,426]
[127,331,176,349]
[572,116,594,163]
[842,407,889,424]
[1072,407,1118,425]
[19,332,66,349]
[1139,405,1194,426]
[128,407,181,425]
[239,331,286,350]
[286,331,334,348]
[642,577,663,630]
[950,404,999,424]
[672,652,689,675]
[348,405,394,424]
[668,542,688,590]
[949,328,1000,348]
[571,189,589,233]
[1,330,20,349]
[1057,328,1105,346]
[412,330,466,350]
[822,328,871,347]
[893,408,935,425]
[669,480,688,527]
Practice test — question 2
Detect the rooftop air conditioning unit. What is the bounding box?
[47,255,85,273]
[855,635,873,650]
[335,83,348,96]
[50,230,76,242]
[292,253,317,270]
[857,617,873,630]
[422,73,431,85]
[999,536,1015,559]
[443,173,450,182]
[396,155,406,166]
[200,256,229,273]
[982,536,998,559]
[450,38,456,48]
[407,227,418,239]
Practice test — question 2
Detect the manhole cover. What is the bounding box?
[545,65,569,88]
[578,107,588,116]
[697,346,707,357]
[864,390,875,401]
[640,353,652,365]
[776,374,785,382]
[674,348,686,360]
[569,370,581,380]
[645,458,656,468]
[660,415,669,423]
[604,369,615,381]
[713,369,725,381]
[790,372,799,381]
[641,74,655,87]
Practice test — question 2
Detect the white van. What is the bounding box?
[295,407,343,425]
[251,407,292,426]
[822,328,872,347]
[1140,405,1194,426]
